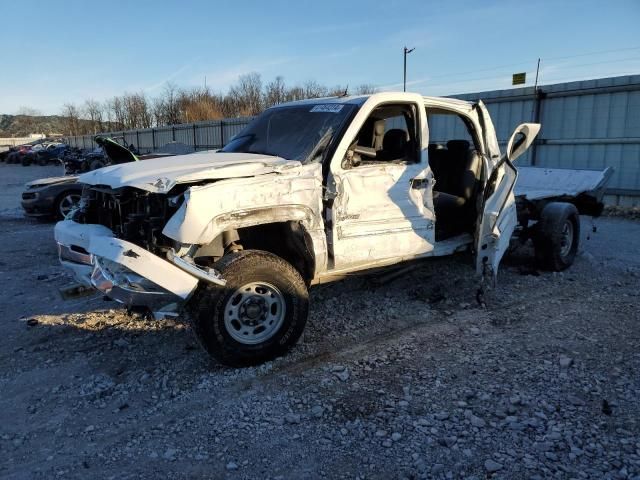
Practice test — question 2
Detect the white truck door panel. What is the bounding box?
[332,162,435,267]
[475,121,540,278]
[475,162,518,278]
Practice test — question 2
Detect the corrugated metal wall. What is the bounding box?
[451,74,640,203]
[65,118,252,153]
[65,75,640,203]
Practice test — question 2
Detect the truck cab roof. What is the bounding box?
[273,92,475,111]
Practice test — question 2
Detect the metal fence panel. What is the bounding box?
[137,130,154,151]
[443,74,640,195]
[154,128,174,149]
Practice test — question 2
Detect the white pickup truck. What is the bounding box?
[54,92,610,365]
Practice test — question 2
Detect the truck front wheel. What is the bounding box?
[187,250,309,366]
[534,202,580,271]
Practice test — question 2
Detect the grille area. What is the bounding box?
[78,186,179,254]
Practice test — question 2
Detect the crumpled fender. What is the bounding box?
[162,165,325,243]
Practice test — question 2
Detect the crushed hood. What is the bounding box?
[77,151,302,193]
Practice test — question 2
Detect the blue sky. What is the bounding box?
[1,0,639,115]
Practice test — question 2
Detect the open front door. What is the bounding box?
[475,123,540,278]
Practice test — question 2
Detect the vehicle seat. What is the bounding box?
[376,129,408,161]
[372,120,385,150]
[445,140,481,201]
[428,144,448,190]
[433,140,482,234]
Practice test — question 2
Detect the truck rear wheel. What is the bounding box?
[534,202,580,271]
[187,250,309,366]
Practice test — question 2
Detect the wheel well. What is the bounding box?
[235,221,316,282]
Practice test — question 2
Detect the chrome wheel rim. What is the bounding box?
[59,193,81,218]
[223,282,286,345]
[559,220,574,257]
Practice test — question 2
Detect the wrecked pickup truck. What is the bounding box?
[54,93,609,365]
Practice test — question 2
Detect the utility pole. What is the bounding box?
[531,58,541,120]
[533,58,541,92]
[403,46,415,92]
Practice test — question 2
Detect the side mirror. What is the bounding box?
[505,123,541,163]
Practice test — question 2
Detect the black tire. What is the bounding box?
[89,159,106,170]
[53,190,82,220]
[187,250,309,366]
[21,155,32,166]
[37,155,48,166]
[534,202,580,271]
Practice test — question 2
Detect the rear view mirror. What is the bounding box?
[506,123,541,163]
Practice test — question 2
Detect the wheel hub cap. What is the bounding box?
[60,194,80,217]
[223,282,286,345]
[559,220,574,257]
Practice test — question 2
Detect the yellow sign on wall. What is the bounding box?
[512,72,526,85]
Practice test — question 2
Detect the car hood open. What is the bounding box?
[95,136,139,164]
[77,151,302,193]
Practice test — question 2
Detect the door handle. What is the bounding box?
[411,178,428,188]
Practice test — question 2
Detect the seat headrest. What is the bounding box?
[446,139,470,153]
[383,129,408,152]
[374,121,385,136]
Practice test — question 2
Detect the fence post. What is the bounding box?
[193,124,197,150]
[136,130,140,151]
[82,136,86,149]
[172,126,176,142]
[530,88,545,166]
[151,128,156,151]
[219,121,225,148]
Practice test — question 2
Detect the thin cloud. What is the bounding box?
[195,56,296,90]
[377,77,431,91]
[144,61,200,92]
[279,21,370,38]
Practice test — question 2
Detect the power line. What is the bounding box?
[378,45,640,91]
[545,56,640,71]
[544,45,640,62]
[384,56,640,92]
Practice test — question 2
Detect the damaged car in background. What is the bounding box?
[21,137,138,219]
[54,93,611,366]
[22,137,190,219]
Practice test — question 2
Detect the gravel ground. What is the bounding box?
[1,163,639,479]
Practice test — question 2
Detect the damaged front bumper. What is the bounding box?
[54,220,200,318]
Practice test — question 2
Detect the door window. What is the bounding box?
[349,104,419,165]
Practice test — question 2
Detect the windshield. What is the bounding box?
[221,104,356,164]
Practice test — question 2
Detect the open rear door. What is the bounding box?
[475,123,540,278]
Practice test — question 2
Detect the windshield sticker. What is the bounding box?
[310,104,344,113]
